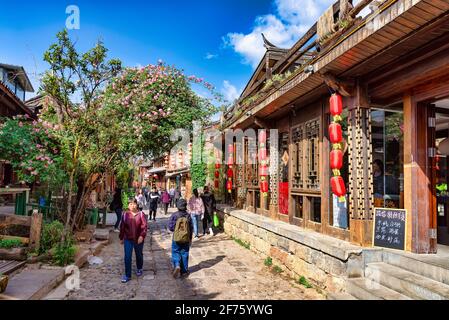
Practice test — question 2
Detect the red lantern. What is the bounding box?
[260,180,269,193]
[227,169,233,178]
[259,165,268,176]
[258,148,267,161]
[214,171,220,178]
[215,163,221,169]
[227,180,233,193]
[258,130,267,143]
[214,180,219,189]
[331,176,346,198]
[330,93,343,116]
[329,123,343,144]
[330,149,343,170]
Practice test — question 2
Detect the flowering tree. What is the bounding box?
[37,30,220,234]
[0,115,66,187]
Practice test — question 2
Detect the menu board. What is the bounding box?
[373,208,407,250]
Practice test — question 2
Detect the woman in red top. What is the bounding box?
[119,199,148,283]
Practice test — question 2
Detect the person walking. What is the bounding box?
[168,199,193,279]
[174,187,181,207]
[135,189,147,212]
[169,186,176,208]
[110,188,123,233]
[148,187,160,221]
[119,199,148,283]
[161,189,171,215]
[201,186,216,236]
[187,189,204,239]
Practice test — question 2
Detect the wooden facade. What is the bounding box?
[222,0,449,254]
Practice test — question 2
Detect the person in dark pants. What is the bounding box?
[201,186,216,236]
[168,199,193,279]
[161,189,171,215]
[148,187,160,221]
[119,199,148,283]
[110,188,123,233]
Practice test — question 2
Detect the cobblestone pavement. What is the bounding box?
[66,209,325,300]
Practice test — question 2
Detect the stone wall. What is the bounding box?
[217,205,369,293]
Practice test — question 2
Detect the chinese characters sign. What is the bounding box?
[373,208,406,250]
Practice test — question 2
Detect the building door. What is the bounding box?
[434,99,449,246]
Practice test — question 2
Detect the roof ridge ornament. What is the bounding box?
[261,33,278,50]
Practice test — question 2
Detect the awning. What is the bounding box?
[148,167,166,174]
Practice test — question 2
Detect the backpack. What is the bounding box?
[174,215,190,244]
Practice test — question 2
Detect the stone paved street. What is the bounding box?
[66,209,325,300]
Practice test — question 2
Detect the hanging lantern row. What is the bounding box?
[214,162,221,190]
[258,130,269,196]
[329,93,346,202]
[227,144,234,193]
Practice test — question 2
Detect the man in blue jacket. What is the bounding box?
[168,199,193,279]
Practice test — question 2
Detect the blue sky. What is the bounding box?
[0,0,334,103]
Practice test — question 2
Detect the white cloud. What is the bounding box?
[205,53,218,60]
[224,0,334,68]
[221,80,241,103]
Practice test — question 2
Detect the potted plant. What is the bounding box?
[0,273,8,293]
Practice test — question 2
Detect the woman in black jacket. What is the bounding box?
[110,188,123,233]
[200,186,216,236]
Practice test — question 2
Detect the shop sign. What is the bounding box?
[373,208,407,251]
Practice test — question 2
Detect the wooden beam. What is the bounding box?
[318,72,354,97]
[253,116,270,129]
[0,214,31,228]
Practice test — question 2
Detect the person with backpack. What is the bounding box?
[110,188,123,233]
[147,187,160,221]
[161,189,171,215]
[168,198,193,279]
[187,188,204,239]
[119,199,148,283]
[201,185,216,236]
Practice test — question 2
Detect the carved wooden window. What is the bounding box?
[244,137,258,188]
[291,118,320,191]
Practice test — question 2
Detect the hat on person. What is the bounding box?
[176,199,187,211]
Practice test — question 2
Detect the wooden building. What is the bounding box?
[222,0,449,254]
[0,63,35,187]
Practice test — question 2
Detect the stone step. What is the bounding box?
[366,262,449,300]
[0,268,65,300]
[326,292,358,300]
[383,250,449,286]
[346,278,411,300]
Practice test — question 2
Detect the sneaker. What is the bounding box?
[136,269,143,277]
[113,229,120,233]
[181,271,190,279]
[209,228,214,236]
[121,275,131,283]
[172,266,181,279]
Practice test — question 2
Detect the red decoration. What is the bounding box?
[260,180,269,193]
[258,148,267,161]
[227,169,233,178]
[214,171,220,178]
[329,123,343,144]
[330,149,343,170]
[215,163,221,169]
[330,93,343,116]
[226,180,233,193]
[259,165,268,176]
[214,180,219,189]
[228,144,234,154]
[258,130,267,143]
[331,176,346,198]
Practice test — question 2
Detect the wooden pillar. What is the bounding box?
[403,94,436,253]
[29,211,43,252]
[347,82,374,247]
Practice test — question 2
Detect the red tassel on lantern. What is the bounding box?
[331,176,346,198]
[330,93,343,117]
[329,123,343,144]
[227,180,233,193]
[214,180,219,189]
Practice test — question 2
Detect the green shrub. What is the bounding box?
[0,239,23,249]
[273,265,283,274]
[264,257,273,267]
[231,236,250,250]
[298,276,313,288]
[52,239,76,266]
[39,221,64,254]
